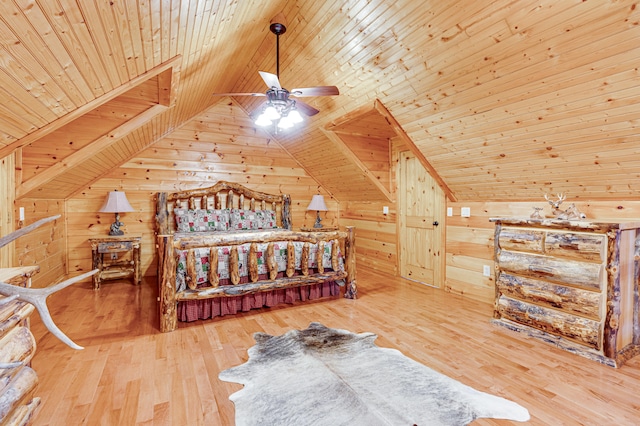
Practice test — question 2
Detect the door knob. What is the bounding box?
[433,221,439,226]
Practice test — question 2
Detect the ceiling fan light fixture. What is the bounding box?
[277,115,294,129]
[216,17,338,132]
[288,108,303,124]
[255,113,272,126]
[263,105,281,120]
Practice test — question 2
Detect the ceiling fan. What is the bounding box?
[212,19,339,130]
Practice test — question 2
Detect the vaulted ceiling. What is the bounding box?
[2,1,640,202]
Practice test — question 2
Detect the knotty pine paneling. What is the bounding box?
[339,201,397,276]
[444,199,640,305]
[65,101,336,279]
[13,199,66,289]
[0,155,15,268]
[4,1,640,204]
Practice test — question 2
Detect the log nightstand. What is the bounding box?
[89,235,142,289]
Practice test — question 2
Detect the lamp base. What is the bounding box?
[313,211,323,228]
[108,213,125,236]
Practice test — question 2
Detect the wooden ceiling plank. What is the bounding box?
[149,0,163,67]
[406,5,640,131]
[122,1,146,76]
[1,0,94,103]
[81,1,128,86]
[48,0,114,93]
[0,22,74,116]
[0,97,42,137]
[0,67,58,127]
[102,0,139,80]
[166,0,181,60]
[135,0,155,71]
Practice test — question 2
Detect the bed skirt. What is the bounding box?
[177,281,340,322]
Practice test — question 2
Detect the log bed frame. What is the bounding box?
[155,181,357,332]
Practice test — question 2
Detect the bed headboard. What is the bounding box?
[155,181,292,234]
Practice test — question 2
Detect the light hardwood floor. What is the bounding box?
[29,270,640,425]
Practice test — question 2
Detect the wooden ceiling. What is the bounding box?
[3,1,640,201]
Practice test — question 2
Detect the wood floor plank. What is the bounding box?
[28,269,640,425]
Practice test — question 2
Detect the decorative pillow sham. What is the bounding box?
[229,209,278,230]
[174,209,230,232]
[257,209,278,229]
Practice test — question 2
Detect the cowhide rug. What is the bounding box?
[219,322,530,426]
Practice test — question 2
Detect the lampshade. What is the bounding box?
[307,194,328,211]
[99,190,134,213]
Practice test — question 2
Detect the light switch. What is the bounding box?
[19,207,24,221]
[383,206,389,215]
[461,207,471,217]
[447,207,453,217]
[483,265,492,277]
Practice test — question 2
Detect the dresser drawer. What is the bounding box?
[98,241,133,253]
[545,231,605,262]
[498,227,544,253]
[497,250,604,290]
[496,272,603,320]
[497,295,601,350]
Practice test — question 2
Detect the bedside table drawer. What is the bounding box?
[98,241,133,253]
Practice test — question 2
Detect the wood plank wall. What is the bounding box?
[339,201,397,276]
[14,199,66,288]
[445,200,640,304]
[11,102,640,307]
[65,101,336,278]
[0,155,15,268]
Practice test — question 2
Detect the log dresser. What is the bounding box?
[491,217,640,367]
[0,266,42,425]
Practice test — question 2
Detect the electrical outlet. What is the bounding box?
[461,207,471,217]
[483,265,492,277]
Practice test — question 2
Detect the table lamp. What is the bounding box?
[99,190,134,236]
[307,195,328,228]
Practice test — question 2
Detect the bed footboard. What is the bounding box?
[157,227,356,332]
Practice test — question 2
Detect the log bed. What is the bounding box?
[155,181,357,332]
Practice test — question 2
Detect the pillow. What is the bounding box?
[174,209,230,232]
[229,209,261,230]
[197,209,230,231]
[256,209,278,229]
[174,208,195,232]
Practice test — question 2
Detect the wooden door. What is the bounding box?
[398,151,445,287]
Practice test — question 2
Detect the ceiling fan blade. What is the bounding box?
[259,71,282,90]
[295,100,319,116]
[212,92,266,97]
[290,86,340,97]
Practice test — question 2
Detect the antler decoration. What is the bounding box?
[543,193,586,220]
[0,215,98,350]
[544,193,567,213]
